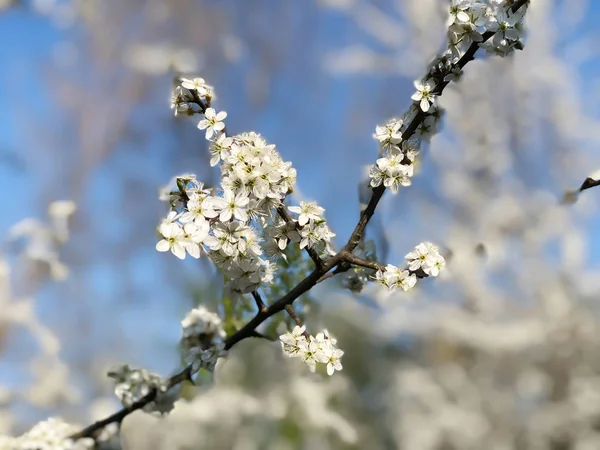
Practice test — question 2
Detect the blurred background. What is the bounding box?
[2,0,600,448]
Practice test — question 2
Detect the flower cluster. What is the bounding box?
[447,0,527,58]
[1,417,93,450]
[160,77,335,293]
[288,201,336,255]
[170,77,213,117]
[185,343,227,373]
[405,242,446,276]
[375,242,445,292]
[370,1,527,195]
[375,264,418,292]
[264,216,301,259]
[370,106,443,193]
[279,326,344,376]
[107,365,169,408]
[179,306,227,372]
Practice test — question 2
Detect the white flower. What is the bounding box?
[156,220,187,260]
[298,338,324,373]
[405,242,445,276]
[197,108,227,140]
[267,217,301,251]
[447,0,473,27]
[321,341,344,376]
[196,343,227,372]
[170,86,194,115]
[280,325,308,358]
[487,8,524,44]
[370,154,413,194]
[209,189,250,223]
[315,329,338,346]
[373,118,403,152]
[375,264,417,291]
[180,77,210,96]
[299,220,336,251]
[181,306,226,339]
[411,79,436,112]
[288,201,325,226]
[180,192,219,223]
[210,221,245,256]
[427,252,446,277]
[107,365,168,408]
[209,133,233,166]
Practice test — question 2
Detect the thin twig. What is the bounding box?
[284,304,303,327]
[251,291,268,313]
[284,304,311,340]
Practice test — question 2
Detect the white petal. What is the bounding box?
[456,10,470,22]
[156,240,170,252]
[203,235,219,249]
[235,209,248,222]
[219,209,233,222]
[172,243,186,260]
[186,243,201,259]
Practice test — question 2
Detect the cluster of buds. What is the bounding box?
[107,365,169,409]
[180,306,227,372]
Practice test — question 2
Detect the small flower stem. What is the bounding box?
[284,304,311,339]
[251,291,268,314]
[284,304,303,327]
